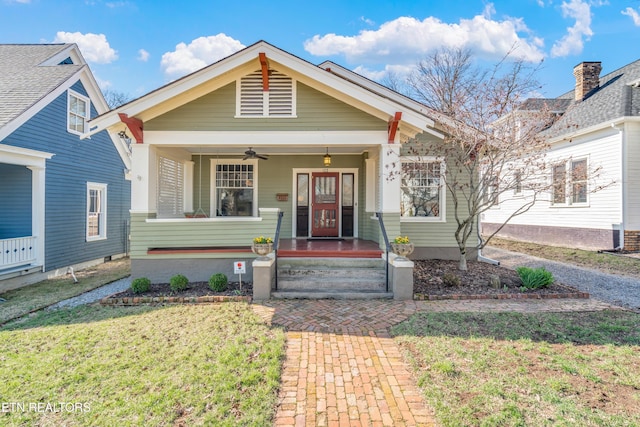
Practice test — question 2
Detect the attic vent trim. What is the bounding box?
[236,69,296,118]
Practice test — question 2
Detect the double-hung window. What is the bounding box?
[552,158,588,205]
[87,182,107,241]
[400,158,445,220]
[214,161,257,216]
[68,90,90,134]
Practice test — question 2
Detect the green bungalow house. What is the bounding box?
[86,41,476,299]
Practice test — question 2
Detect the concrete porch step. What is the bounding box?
[271,290,393,300]
[276,257,387,292]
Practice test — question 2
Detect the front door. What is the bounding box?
[311,172,339,237]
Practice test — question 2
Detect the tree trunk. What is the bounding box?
[458,250,468,271]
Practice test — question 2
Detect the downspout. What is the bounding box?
[613,122,625,250]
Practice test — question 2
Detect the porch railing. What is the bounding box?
[1,236,37,270]
[375,212,390,292]
[273,211,284,290]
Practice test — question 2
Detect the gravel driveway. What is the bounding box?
[46,277,131,310]
[483,247,640,312]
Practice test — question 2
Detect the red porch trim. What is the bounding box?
[118,113,144,143]
[388,111,402,143]
[259,52,269,91]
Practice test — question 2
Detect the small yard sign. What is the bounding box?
[234,261,246,291]
[234,261,246,274]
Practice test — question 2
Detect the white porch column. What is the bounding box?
[184,160,194,213]
[130,143,157,214]
[379,143,401,213]
[27,165,46,271]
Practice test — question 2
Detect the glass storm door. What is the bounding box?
[312,172,339,237]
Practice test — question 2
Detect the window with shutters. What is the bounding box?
[87,182,107,241]
[68,90,90,135]
[157,156,184,218]
[236,69,295,117]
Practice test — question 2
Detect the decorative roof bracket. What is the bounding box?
[388,112,402,143]
[259,52,269,91]
[118,113,143,144]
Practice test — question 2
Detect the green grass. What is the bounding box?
[392,310,640,427]
[0,258,130,325]
[0,303,285,426]
[489,237,640,278]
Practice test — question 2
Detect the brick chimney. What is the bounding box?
[573,61,602,101]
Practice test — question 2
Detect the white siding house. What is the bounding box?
[483,60,640,251]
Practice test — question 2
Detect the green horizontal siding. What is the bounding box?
[130,211,280,259]
[146,82,385,131]
[399,131,478,248]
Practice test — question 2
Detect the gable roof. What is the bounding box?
[87,40,443,141]
[0,43,129,168]
[0,44,84,129]
[544,59,640,139]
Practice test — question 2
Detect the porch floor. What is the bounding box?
[277,238,383,258]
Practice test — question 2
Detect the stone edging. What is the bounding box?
[100,295,252,306]
[99,291,589,305]
[414,291,590,301]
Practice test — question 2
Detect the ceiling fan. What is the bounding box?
[243,147,268,160]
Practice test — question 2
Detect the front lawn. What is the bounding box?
[392,310,640,426]
[0,303,285,426]
[0,258,130,324]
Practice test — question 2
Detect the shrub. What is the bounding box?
[516,266,554,289]
[131,277,151,294]
[209,273,228,292]
[443,272,461,287]
[169,274,189,292]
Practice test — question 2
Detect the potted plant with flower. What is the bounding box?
[252,236,274,258]
[391,236,414,259]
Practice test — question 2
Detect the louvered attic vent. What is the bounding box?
[238,69,295,117]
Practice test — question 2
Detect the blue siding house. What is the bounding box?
[0,44,131,290]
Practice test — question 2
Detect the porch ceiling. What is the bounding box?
[167,145,376,156]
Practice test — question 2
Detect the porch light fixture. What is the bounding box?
[323,147,332,167]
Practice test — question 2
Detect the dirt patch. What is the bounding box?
[413,259,582,297]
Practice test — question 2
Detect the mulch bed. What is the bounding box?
[101,260,588,305]
[413,259,588,300]
[101,281,252,305]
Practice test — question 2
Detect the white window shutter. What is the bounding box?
[157,156,184,217]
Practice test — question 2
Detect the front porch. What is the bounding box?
[0,145,51,283]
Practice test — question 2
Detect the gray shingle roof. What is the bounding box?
[0,44,83,128]
[544,58,640,138]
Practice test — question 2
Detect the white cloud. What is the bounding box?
[94,75,111,91]
[304,9,545,67]
[106,1,129,7]
[137,48,150,62]
[6,0,31,3]
[622,7,640,26]
[550,0,593,57]
[53,31,118,64]
[360,16,375,26]
[160,34,245,79]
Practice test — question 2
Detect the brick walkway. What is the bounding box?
[251,298,619,426]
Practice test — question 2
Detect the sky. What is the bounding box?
[2,0,640,101]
